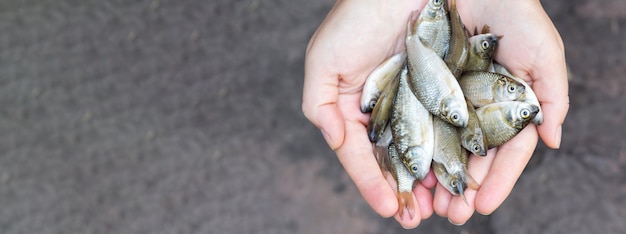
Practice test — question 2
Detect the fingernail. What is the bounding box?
[448,218,465,226]
[554,125,562,149]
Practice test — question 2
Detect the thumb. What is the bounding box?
[530,22,569,149]
[305,102,345,151]
[530,50,569,149]
[302,53,345,150]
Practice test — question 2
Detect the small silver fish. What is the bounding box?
[390,67,434,180]
[415,0,450,57]
[476,101,540,148]
[459,71,526,107]
[388,143,417,220]
[367,69,401,142]
[489,63,543,125]
[464,33,498,72]
[443,0,469,79]
[432,118,480,204]
[406,16,468,128]
[460,99,487,156]
[373,125,394,176]
[360,52,407,113]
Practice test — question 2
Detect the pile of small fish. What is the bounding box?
[359,0,542,219]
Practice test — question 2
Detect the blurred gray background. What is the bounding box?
[1,0,625,233]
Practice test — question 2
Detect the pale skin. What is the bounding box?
[302,0,569,229]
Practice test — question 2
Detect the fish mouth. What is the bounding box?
[478,147,487,156]
[368,128,378,142]
[361,104,370,113]
[457,179,468,206]
[529,104,540,115]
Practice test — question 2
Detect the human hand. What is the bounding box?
[434,0,570,225]
[302,0,433,228]
[302,0,569,228]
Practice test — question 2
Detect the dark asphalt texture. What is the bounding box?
[1,0,625,233]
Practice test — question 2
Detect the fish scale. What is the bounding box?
[490,63,544,125]
[390,67,434,180]
[460,99,487,156]
[459,71,526,107]
[432,117,479,200]
[360,52,406,113]
[443,0,469,79]
[476,101,539,148]
[432,118,465,172]
[416,0,450,57]
[388,143,417,219]
[406,13,468,128]
[367,70,401,142]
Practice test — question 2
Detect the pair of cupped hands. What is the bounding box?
[302,0,569,228]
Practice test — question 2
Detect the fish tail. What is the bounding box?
[397,191,416,220]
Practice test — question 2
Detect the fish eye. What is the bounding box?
[411,164,419,173]
[472,144,480,152]
[508,85,516,93]
[521,108,530,118]
[369,101,376,109]
[433,0,442,6]
[481,40,489,50]
[451,113,459,121]
[450,180,457,187]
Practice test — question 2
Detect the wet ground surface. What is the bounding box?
[0,0,625,233]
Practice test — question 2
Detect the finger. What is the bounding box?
[498,7,569,150]
[530,40,569,149]
[420,170,438,189]
[336,120,398,217]
[433,183,452,217]
[446,148,496,225]
[302,57,345,149]
[475,125,538,215]
[415,183,433,219]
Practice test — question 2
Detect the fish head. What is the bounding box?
[533,111,544,125]
[448,174,467,196]
[477,34,498,59]
[494,76,526,102]
[403,147,431,180]
[440,94,469,128]
[361,98,378,113]
[505,102,540,129]
[424,0,447,19]
[462,100,487,156]
[432,162,466,196]
[433,160,481,204]
[463,124,487,156]
[450,170,480,205]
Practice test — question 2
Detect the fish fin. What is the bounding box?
[408,11,420,36]
[373,143,391,178]
[449,0,456,11]
[464,167,481,191]
[481,24,491,34]
[397,191,415,220]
